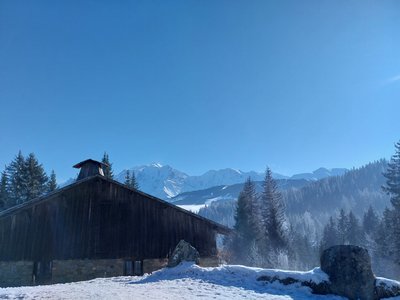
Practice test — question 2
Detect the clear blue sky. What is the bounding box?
[0,0,399,181]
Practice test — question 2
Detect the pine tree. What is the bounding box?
[6,151,26,205]
[288,224,318,270]
[47,170,57,192]
[347,211,365,246]
[101,152,113,179]
[373,208,400,277]
[383,141,400,208]
[3,152,51,207]
[131,171,139,190]
[124,170,131,186]
[260,168,287,251]
[0,169,9,210]
[320,216,339,251]
[124,170,139,190]
[24,153,48,201]
[233,178,258,238]
[382,141,400,264]
[375,208,394,258]
[337,209,348,244]
[363,205,379,236]
[229,177,261,265]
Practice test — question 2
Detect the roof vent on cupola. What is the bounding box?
[73,159,108,180]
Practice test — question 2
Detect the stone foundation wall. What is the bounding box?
[142,256,220,274]
[52,259,124,284]
[143,258,168,274]
[0,255,221,287]
[198,256,220,267]
[0,261,34,287]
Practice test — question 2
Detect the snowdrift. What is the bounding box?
[0,263,398,299]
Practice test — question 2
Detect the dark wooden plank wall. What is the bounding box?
[0,178,217,261]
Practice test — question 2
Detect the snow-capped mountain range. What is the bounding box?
[114,163,347,200]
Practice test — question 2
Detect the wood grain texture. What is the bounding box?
[0,176,230,262]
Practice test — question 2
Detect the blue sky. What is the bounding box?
[0,0,399,181]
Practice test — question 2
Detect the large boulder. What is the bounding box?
[167,240,200,268]
[320,245,375,300]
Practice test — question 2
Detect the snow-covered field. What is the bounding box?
[0,263,351,300]
[177,204,206,213]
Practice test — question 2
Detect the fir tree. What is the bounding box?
[229,177,261,265]
[131,171,139,190]
[3,151,51,207]
[320,216,339,251]
[233,178,257,239]
[124,170,139,190]
[372,208,400,278]
[24,153,48,201]
[101,152,114,179]
[0,169,9,210]
[288,225,318,270]
[260,168,287,250]
[6,151,26,205]
[382,141,400,264]
[124,170,131,186]
[47,170,57,192]
[337,209,348,244]
[363,205,379,236]
[383,141,400,209]
[375,208,395,259]
[347,211,365,246]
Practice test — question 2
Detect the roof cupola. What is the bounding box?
[73,159,108,180]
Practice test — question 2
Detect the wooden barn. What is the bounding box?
[0,159,230,287]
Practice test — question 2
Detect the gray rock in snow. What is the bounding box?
[167,240,200,268]
[320,245,375,300]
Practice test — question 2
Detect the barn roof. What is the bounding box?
[0,175,232,235]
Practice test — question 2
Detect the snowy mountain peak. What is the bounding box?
[150,162,164,168]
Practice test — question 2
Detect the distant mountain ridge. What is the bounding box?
[198,159,389,230]
[291,167,348,181]
[171,178,311,206]
[114,164,348,200]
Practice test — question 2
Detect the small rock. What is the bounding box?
[167,240,200,268]
[374,278,400,299]
[257,273,331,295]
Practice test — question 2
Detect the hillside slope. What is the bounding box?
[198,160,389,229]
[172,179,310,205]
[285,159,388,215]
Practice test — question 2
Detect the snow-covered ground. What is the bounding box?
[177,195,239,212]
[177,204,206,213]
[0,263,351,300]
